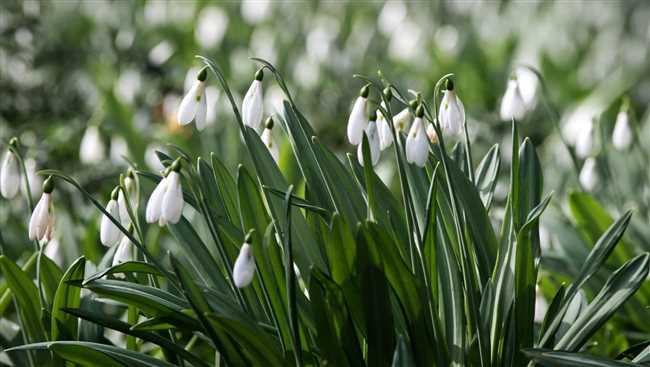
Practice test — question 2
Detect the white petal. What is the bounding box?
[406,117,429,167]
[161,172,184,224]
[377,113,394,150]
[438,91,465,136]
[177,81,203,125]
[347,96,367,145]
[575,122,595,159]
[194,92,207,131]
[612,111,632,150]
[261,128,280,162]
[357,121,381,166]
[80,126,105,164]
[426,124,438,144]
[393,108,411,131]
[242,80,264,131]
[29,193,51,241]
[117,190,131,226]
[500,80,526,121]
[579,157,599,192]
[112,236,134,267]
[0,152,20,199]
[100,199,122,247]
[233,243,255,288]
[145,178,167,223]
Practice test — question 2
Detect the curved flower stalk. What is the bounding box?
[357,111,381,166]
[233,234,256,288]
[612,101,632,151]
[377,102,394,150]
[177,67,208,130]
[406,105,429,167]
[1,138,21,199]
[438,79,465,136]
[146,159,184,226]
[79,125,105,164]
[242,69,264,132]
[100,187,123,247]
[579,157,599,192]
[28,176,55,242]
[500,77,527,121]
[261,117,280,162]
[347,85,369,145]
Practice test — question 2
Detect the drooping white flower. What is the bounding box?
[357,117,381,166]
[579,157,599,192]
[29,177,55,242]
[145,177,168,224]
[177,67,208,130]
[261,117,280,162]
[575,120,597,159]
[612,110,633,151]
[100,188,123,247]
[160,169,184,225]
[80,125,105,164]
[112,235,134,267]
[347,85,369,145]
[405,107,429,167]
[376,103,394,150]
[233,239,255,288]
[438,80,465,136]
[242,69,264,131]
[500,78,526,121]
[1,148,20,199]
[393,106,412,132]
[515,67,539,110]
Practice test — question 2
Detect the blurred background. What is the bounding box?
[2,1,650,353]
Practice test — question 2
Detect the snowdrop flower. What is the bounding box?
[112,235,134,267]
[261,117,280,162]
[80,125,105,164]
[426,124,439,144]
[575,120,597,159]
[406,106,429,167]
[579,157,599,192]
[145,174,167,224]
[393,101,417,132]
[1,138,21,199]
[145,161,184,226]
[347,85,369,145]
[377,102,394,150]
[29,176,55,242]
[612,106,633,151]
[438,79,465,136]
[233,234,256,288]
[100,187,123,247]
[357,112,381,166]
[500,77,526,121]
[242,69,264,131]
[177,67,208,130]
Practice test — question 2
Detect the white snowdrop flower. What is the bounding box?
[376,103,394,150]
[145,176,168,224]
[612,110,633,151]
[242,69,264,132]
[357,114,381,167]
[160,163,184,225]
[500,78,526,121]
[575,120,597,159]
[233,236,256,288]
[110,135,130,165]
[80,125,105,164]
[29,176,55,242]
[515,67,539,109]
[426,123,439,144]
[100,188,123,247]
[579,157,599,192]
[347,85,369,145]
[438,80,465,136]
[261,117,280,163]
[112,235,134,267]
[406,107,429,167]
[393,106,413,132]
[177,67,208,130]
[1,139,21,199]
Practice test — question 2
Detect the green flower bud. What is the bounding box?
[197,67,208,82]
[42,176,55,194]
[415,105,424,118]
[254,69,264,81]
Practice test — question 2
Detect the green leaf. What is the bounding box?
[38,254,63,308]
[524,348,639,367]
[84,261,163,284]
[51,257,85,341]
[474,144,500,210]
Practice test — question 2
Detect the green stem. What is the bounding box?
[283,186,302,367]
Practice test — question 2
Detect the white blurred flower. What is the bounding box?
[261,118,280,163]
[241,0,271,24]
[515,67,539,109]
[378,1,407,36]
[579,157,599,192]
[347,86,369,145]
[242,70,264,131]
[500,78,527,121]
[110,135,129,165]
[1,149,20,199]
[148,41,174,66]
[80,125,105,165]
[195,6,228,49]
[100,189,122,247]
[114,69,141,105]
[438,81,465,136]
[233,241,255,288]
[406,113,429,167]
[575,120,597,159]
[357,118,381,167]
[388,20,421,61]
[177,68,208,130]
[612,110,633,151]
[29,178,54,242]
